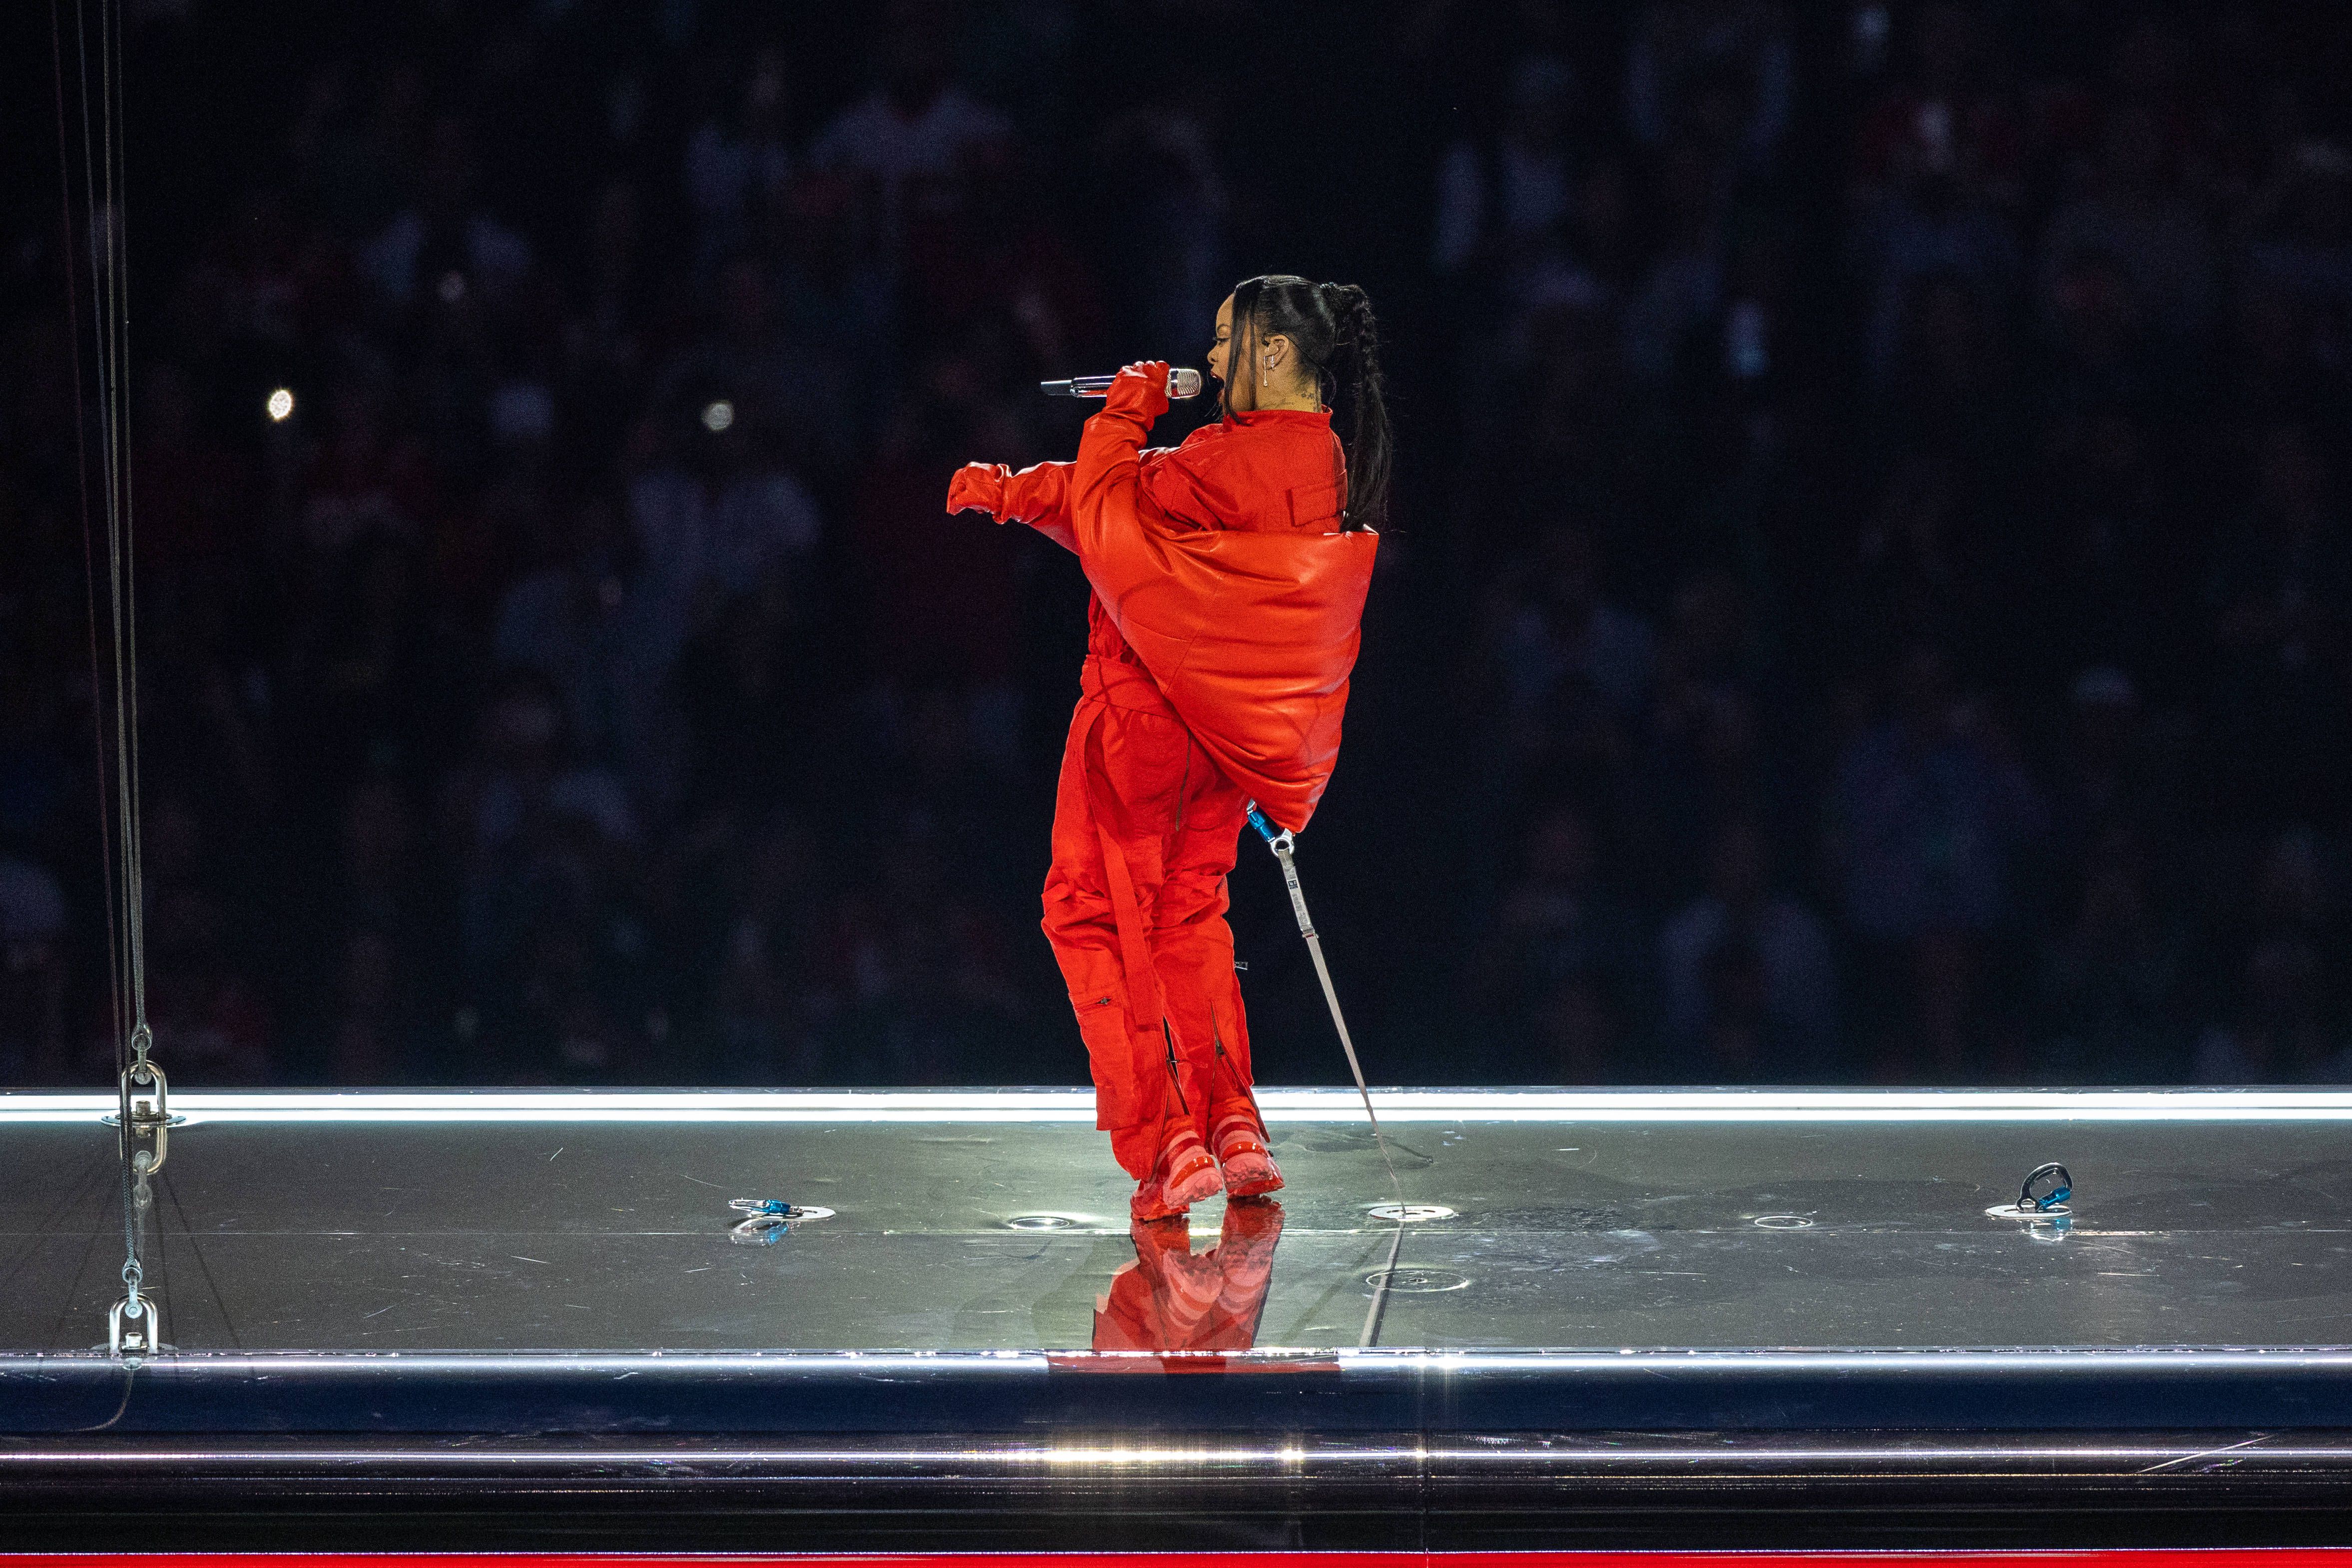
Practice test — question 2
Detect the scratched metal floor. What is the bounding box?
[5,1089,2352,1354]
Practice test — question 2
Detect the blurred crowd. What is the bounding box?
[5,0,2352,1089]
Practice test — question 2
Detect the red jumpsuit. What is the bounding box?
[952,366,1377,1187]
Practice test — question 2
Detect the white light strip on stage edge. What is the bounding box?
[7,1087,2352,1124]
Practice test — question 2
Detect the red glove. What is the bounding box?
[946,463,1007,518]
[1103,360,1171,424]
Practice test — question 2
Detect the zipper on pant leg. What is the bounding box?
[1211,1027,1267,1138]
[1163,1019,1189,1115]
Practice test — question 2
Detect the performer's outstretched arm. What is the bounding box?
[946,459,1079,552]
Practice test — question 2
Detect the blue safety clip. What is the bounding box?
[2020,1162,2072,1212]
[728,1196,814,1245]
[1246,803,1296,858]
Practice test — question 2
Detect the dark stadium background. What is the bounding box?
[5,0,2352,1091]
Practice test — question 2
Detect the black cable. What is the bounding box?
[101,0,148,1050]
[56,0,149,1339]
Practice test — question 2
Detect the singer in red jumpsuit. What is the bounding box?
[949,277,1388,1221]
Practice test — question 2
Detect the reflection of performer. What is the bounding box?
[948,277,1391,1219]
[1093,1198,1285,1352]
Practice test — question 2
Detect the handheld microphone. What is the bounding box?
[1040,367,1204,400]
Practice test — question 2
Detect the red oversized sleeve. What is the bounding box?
[997,460,1079,552]
[949,459,1080,552]
[1071,363,1173,557]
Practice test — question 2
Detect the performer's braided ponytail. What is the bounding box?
[1318,281,1391,531]
[1226,274,1394,530]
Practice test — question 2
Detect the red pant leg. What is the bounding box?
[1152,765,1257,1128]
[1045,659,1265,1181]
[1043,686,1190,1176]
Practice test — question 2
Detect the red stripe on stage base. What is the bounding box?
[11,1555,2352,1566]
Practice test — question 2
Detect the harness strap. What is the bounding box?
[1246,804,1404,1208]
[1096,817,1163,1035]
[1244,805,1414,1352]
[1072,692,1167,1040]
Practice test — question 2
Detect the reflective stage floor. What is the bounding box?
[17,1086,2352,1353]
[9,1087,2352,1552]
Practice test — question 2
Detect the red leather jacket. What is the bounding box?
[960,364,1377,831]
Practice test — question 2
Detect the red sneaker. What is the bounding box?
[1132,1122,1222,1220]
[1213,1110,1284,1198]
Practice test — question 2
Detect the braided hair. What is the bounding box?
[1224,274,1392,530]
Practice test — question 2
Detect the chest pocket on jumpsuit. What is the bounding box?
[1286,481,1345,531]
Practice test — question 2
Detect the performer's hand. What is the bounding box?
[1103,360,1172,424]
[946,463,1005,518]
